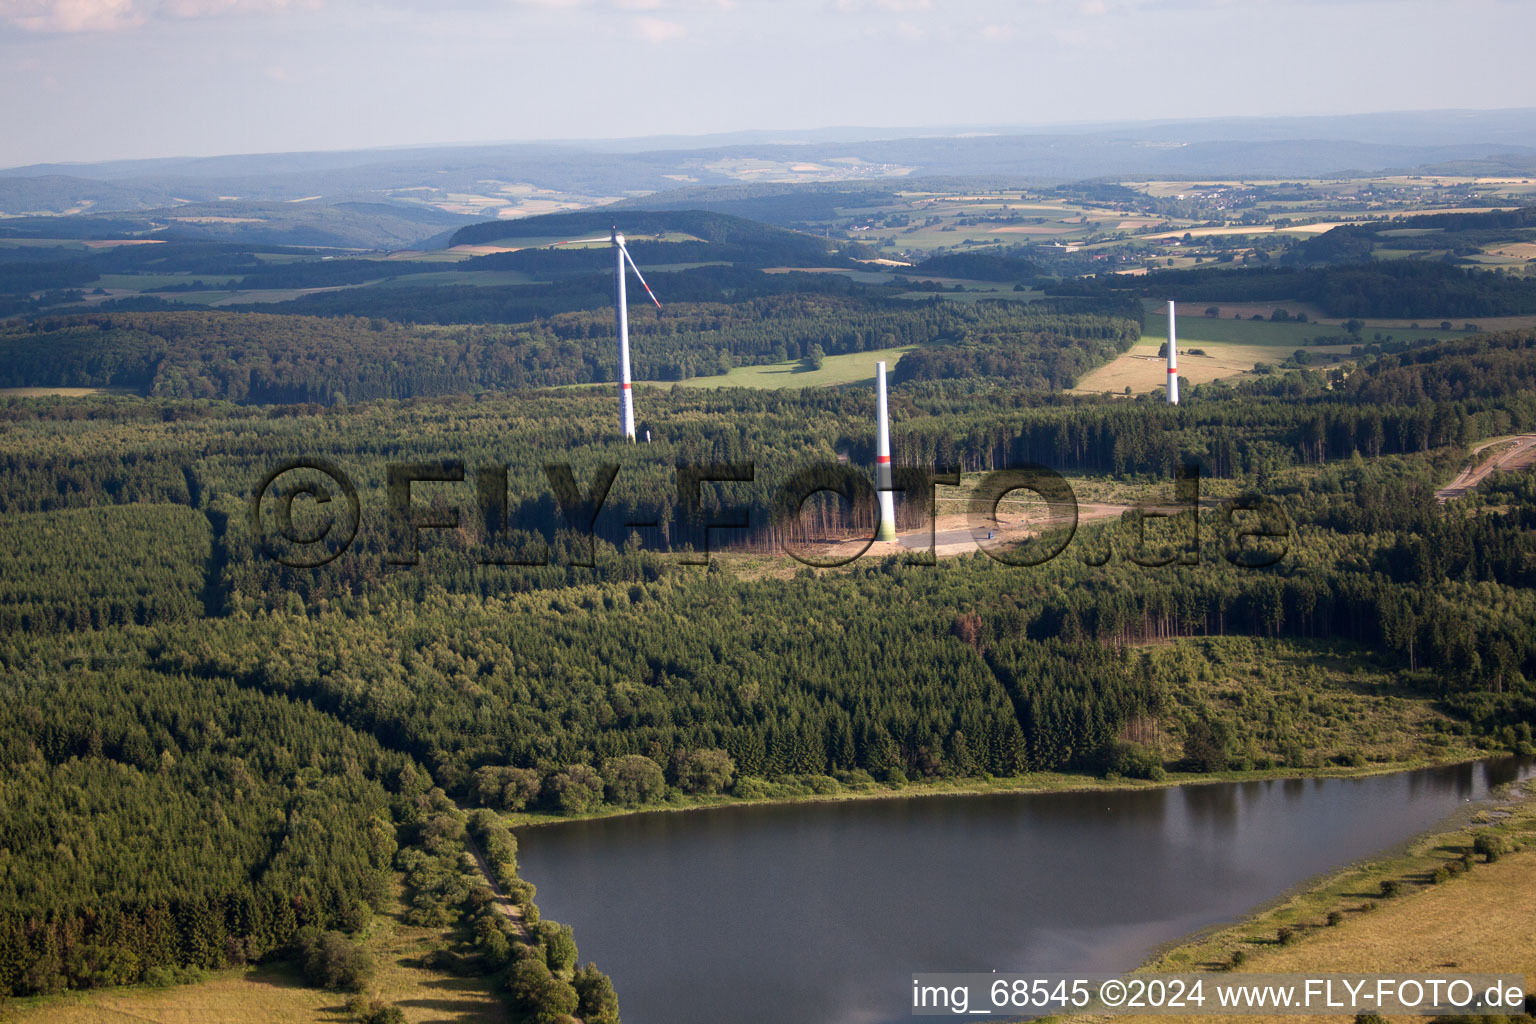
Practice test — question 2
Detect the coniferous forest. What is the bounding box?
[1,212,1536,1020]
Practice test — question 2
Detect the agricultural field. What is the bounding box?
[666,344,914,389]
[1068,296,1520,396]
[784,176,1536,278]
[0,386,121,397]
[829,192,1148,255]
[1071,312,1359,394]
[93,273,244,290]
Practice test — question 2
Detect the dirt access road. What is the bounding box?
[804,499,1214,562]
[1437,435,1536,501]
[890,502,1143,559]
[464,831,532,943]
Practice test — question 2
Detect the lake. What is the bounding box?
[516,758,1534,1024]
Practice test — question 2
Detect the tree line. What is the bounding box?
[3,327,1536,1005]
[0,298,1137,402]
[1053,259,1536,318]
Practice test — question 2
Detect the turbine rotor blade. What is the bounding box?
[619,242,662,308]
[551,237,611,246]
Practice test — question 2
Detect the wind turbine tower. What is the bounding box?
[1166,299,1179,406]
[876,360,897,542]
[609,227,661,441]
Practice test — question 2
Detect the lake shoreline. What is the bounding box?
[1137,762,1536,976]
[511,753,1534,1024]
[503,748,1499,831]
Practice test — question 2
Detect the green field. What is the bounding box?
[95,273,244,289]
[831,193,1141,253]
[372,269,542,287]
[664,344,914,389]
[1074,306,1463,394]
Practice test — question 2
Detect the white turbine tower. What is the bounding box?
[1166,299,1179,406]
[875,360,896,542]
[607,227,662,441]
[548,229,662,439]
[559,228,666,442]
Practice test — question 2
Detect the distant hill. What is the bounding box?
[0,200,476,250]
[607,184,897,228]
[448,210,839,270]
[6,110,1536,220]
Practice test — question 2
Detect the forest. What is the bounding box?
[910,251,1042,282]
[3,327,1536,1007]
[0,297,1139,401]
[1289,206,1536,265]
[0,210,865,328]
[2,200,1536,1018]
[1056,255,1536,318]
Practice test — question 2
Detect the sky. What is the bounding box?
[2,0,1536,167]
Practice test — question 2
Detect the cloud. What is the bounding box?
[0,0,143,32]
[0,0,317,31]
[633,13,683,40]
[830,0,931,10]
[160,0,318,17]
[980,23,1013,40]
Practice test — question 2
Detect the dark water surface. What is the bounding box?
[516,758,1534,1024]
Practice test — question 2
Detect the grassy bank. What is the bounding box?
[1064,777,1536,1024]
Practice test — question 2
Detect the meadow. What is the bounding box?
[665,344,915,388]
[5,878,510,1024]
[1133,782,1536,1024]
[1073,318,1344,394]
[1072,305,1471,395]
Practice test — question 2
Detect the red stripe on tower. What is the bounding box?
[621,382,632,389]
[877,455,891,464]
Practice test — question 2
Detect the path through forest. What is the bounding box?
[463,832,531,944]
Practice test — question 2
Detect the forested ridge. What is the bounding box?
[1,325,1535,1009]
[0,208,853,329]
[1055,258,1536,318]
[0,298,1139,400]
[445,209,832,259]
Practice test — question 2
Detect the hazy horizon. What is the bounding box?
[4,0,1536,168]
[8,105,1536,174]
